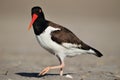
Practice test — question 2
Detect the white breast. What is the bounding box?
[36,26,89,58]
[36,26,65,54]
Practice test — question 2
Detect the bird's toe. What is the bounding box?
[38,67,50,76]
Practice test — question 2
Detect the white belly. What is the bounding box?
[36,26,65,54]
[36,26,89,57]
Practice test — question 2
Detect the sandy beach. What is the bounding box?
[0,0,120,80]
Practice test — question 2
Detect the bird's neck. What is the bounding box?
[33,18,48,35]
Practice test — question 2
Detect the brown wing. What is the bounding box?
[48,21,91,49]
[51,26,81,45]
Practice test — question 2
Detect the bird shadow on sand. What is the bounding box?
[16,72,74,78]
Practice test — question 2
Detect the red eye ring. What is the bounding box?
[39,9,41,13]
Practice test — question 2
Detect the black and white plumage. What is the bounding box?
[28,6,103,76]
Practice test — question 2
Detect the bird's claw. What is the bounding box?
[38,67,50,76]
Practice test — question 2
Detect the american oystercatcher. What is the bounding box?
[28,6,103,76]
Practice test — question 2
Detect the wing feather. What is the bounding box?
[48,21,90,49]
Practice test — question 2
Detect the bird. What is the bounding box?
[28,6,103,76]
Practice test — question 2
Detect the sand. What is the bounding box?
[0,48,120,80]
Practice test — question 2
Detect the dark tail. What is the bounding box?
[81,42,103,57]
[90,47,103,57]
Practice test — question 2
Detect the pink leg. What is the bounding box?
[38,62,64,76]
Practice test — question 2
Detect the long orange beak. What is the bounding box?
[28,14,38,31]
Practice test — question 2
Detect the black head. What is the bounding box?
[31,6,45,19]
[28,6,46,31]
[28,6,48,35]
